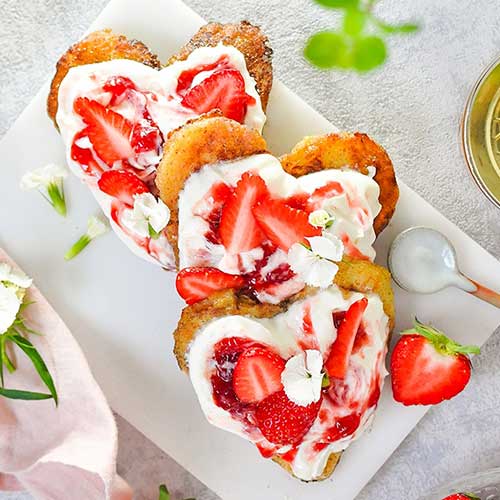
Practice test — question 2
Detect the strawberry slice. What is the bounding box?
[252,199,321,251]
[255,390,321,445]
[232,347,285,403]
[98,170,149,206]
[219,173,268,254]
[74,97,134,166]
[181,69,256,123]
[176,267,245,305]
[390,320,480,406]
[325,298,368,379]
[176,55,230,95]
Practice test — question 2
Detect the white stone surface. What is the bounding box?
[2,0,500,499]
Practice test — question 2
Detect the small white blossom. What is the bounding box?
[87,216,108,239]
[121,193,170,238]
[20,163,68,216]
[0,283,22,334]
[20,163,68,190]
[288,234,344,288]
[308,209,334,229]
[0,263,32,289]
[282,350,324,406]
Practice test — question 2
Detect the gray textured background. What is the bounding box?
[2,0,500,499]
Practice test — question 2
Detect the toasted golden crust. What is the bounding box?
[167,21,273,111]
[280,133,399,235]
[173,257,394,373]
[172,257,393,481]
[156,113,269,261]
[273,451,341,481]
[47,29,161,126]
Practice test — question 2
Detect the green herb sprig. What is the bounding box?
[305,0,419,73]
[0,301,58,404]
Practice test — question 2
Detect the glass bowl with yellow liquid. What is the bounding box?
[462,55,500,209]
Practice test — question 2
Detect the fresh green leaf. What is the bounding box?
[314,0,359,8]
[304,31,350,69]
[402,319,481,357]
[352,35,387,72]
[1,335,16,374]
[159,484,170,500]
[0,337,4,387]
[10,335,58,405]
[376,21,420,34]
[0,387,53,401]
[321,372,330,388]
[343,8,367,36]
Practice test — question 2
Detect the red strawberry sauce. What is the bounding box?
[190,174,371,302]
[210,337,266,428]
[209,329,382,465]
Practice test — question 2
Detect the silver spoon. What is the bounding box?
[388,227,500,308]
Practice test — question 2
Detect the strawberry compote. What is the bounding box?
[189,287,390,481]
[56,45,266,268]
[178,154,382,303]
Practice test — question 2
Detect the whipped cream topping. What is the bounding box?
[178,153,381,302]
[56,44,265,269]
[188,286,390,481]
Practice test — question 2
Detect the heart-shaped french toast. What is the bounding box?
[48,23,272,269]
[173,257,394,481]
[156,115,398,304]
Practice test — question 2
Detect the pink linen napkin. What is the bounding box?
[0,248,132,500]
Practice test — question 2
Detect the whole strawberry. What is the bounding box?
[391,320,480,406]
[441,493,480,500]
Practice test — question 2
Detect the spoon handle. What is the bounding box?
[463,275,500,308]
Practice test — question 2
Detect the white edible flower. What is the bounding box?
[308,209,334,229]
[282,350,324,406]
[0,263,32,289]
[20,163,68,216]
[20,163,68,190]
[288,234,344,288]
[0,283,22,334]
[87,216,108,239]
[121,193,170,239]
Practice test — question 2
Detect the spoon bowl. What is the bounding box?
[388,226,500,308]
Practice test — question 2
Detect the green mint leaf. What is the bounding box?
[10,334,58,405]
[65,234,91,261]
[0,387,53,401]
[377,21,420,34]
[47,182,67,217]
[352,35,387,72]
[159,484,170,500]
[343,8,367,36]
[304,31,350,69]
[314,0,359,8]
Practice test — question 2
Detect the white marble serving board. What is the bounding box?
[0,0,499,499]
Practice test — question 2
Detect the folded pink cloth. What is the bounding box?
[0,249,132,500]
